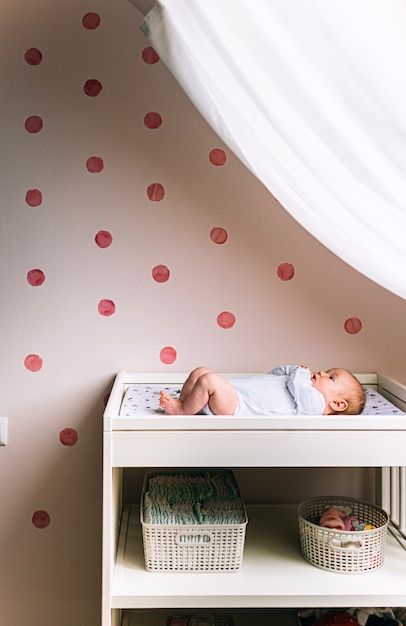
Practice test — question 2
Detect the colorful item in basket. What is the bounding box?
[299,608,405,626]
[319,505,376,531]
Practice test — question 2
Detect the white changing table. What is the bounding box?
[102,372,406,626]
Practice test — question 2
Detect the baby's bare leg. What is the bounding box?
[160,371,238,415]
[160,367,213,414]
[179,367,213,401]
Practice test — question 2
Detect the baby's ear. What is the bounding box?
[329,399,348,413]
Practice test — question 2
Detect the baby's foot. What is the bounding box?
[159,390,183,415]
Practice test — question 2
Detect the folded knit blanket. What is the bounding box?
[143,472,245,525]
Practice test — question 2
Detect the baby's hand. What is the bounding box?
[300,365,309,370]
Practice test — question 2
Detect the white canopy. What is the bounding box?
[140,1,406,299]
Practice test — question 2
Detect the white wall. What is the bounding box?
[1,1,405,624]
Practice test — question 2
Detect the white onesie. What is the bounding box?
[204,365,325,416]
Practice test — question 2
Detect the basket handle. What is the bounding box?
[175,530,214,546]
[329,535,363,550]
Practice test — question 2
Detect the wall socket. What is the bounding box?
[0,417,8,445]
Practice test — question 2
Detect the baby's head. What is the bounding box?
[311,368,365,415]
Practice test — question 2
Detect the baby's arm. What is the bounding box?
[268,365,299,376]
[287,367,325,414]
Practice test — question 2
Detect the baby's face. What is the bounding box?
[311,368,355,401]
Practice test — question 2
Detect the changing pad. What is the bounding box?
[120,384,181,416]
[119,384,405,416]
[363,388,405,415]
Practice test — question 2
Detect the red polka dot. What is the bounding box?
[59,428,78,446]
[160,346,177,364]
[95,230,113,248]
[142,46,160,64]
[152,264,170,283]
[217,311,236,329]
[27,269,45,286]
[210,227,228,244]
[144,111,162,129]
[86,156,104,173]
[25,115,43,133]
[24,48,42,65]
[32,510,50,529]
[84,79,103,97]
[209,148,227,166]
[24,354,43,372]
[147,183,165,201]
[98,299,115,316]
[25,189,42,207]
[277,262,295,281]
[82,12,101,29]
[344,317,362,334]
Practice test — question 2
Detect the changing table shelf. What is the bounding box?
[113,504,406,610]
[103,371,406,626]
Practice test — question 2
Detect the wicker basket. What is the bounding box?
[141,471,248,572]
[297,496,388,574]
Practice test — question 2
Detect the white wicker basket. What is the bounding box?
[297,496,388,574]
[141,471,248,572]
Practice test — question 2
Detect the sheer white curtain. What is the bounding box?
[141,0,406,300]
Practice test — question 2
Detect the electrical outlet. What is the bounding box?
[0,417,8,445]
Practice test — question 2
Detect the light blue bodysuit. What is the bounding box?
[204,365,325,416]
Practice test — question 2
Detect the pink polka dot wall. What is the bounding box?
[15,29,373,458]
[20,20,367,377]
[1,2,406,624]
[14,6,396,388]
[13,7,388,532]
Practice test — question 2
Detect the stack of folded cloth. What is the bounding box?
[143,472,245,525]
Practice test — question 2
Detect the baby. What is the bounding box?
[159,365,365,416]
